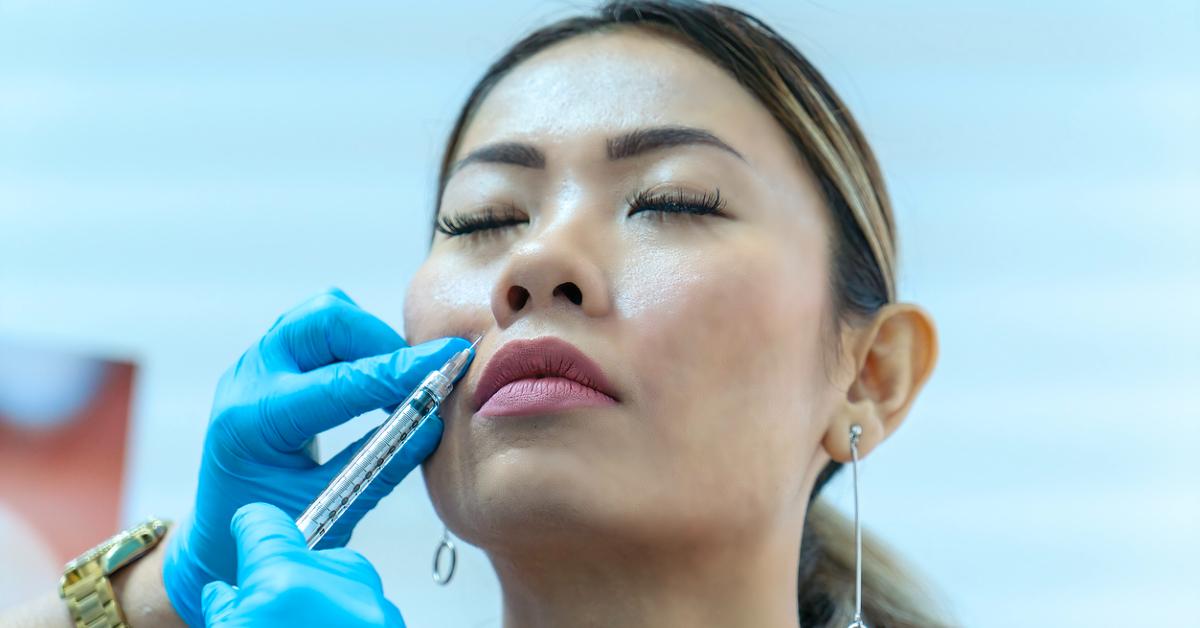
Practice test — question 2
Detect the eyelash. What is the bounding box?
[626,187,728,220]
[435,188,728,237]
[435,206,524,237]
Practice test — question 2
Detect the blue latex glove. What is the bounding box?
[202,502,405,628]
[163,289,468,626]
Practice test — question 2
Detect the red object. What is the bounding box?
[0,361,134,563]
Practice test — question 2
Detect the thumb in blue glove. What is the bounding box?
[202,502,406,628]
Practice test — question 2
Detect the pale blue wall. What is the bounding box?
[2,1,1197,625]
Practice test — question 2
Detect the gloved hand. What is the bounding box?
[163,288,468,626]
[202,502,405,628]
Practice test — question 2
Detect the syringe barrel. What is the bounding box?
[296,384,440,549]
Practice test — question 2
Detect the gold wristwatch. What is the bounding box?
[59,517,170,628]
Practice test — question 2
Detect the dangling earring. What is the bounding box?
[432,526,457,585]
[847,424,868,628]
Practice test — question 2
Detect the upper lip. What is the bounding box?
[471,336,618,410]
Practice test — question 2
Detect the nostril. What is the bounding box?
[554,282,583,306]
[507,285,530,311]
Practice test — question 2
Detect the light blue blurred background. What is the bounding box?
[2,1,1197,625]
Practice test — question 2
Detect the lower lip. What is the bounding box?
[477,377,617,417]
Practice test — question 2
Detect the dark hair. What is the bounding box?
[433,2,948,625]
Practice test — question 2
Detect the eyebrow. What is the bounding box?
[606,125,745,162]
[447,142,545,178]
[445,125,745,180]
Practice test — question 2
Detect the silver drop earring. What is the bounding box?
[432,526,457,585]
[847,424,867,628]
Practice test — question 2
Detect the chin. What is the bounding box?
[443,450,647,550]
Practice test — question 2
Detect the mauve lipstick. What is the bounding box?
[473,337,618,417]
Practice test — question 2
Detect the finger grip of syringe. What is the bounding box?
[296,386,440,549]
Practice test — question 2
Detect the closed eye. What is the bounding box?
[435,206,527,237]
[626,187,729,219]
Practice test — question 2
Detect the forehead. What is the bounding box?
[457,28,788,160]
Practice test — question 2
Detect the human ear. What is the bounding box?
[823,303,938,462]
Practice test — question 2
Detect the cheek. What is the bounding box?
[620,239,828,406]
[618,236,830,510]
[403,254,497,344]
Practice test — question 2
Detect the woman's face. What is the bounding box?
[405,29,844,553]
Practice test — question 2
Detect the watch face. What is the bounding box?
[63,518,168,576]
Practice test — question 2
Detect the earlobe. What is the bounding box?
[823,400,885,463]
[822,303,939,463]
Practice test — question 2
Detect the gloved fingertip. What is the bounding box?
[230,502,279,531]
[323,286,356,305]
[348,337,468,395]
[230,502,305,549]
[350,337,472,396]
[383,337,472,381]
[201,581,236,621]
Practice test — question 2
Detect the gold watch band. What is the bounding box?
[59,518,170,628]
[60,560,128,628]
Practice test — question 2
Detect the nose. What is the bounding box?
[490,224,613,328]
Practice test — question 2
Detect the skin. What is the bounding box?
[405,28,938,628]
[0,25,936,628]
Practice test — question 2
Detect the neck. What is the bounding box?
[489,518,804,628]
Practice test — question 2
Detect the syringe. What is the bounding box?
[296,335,481,549]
